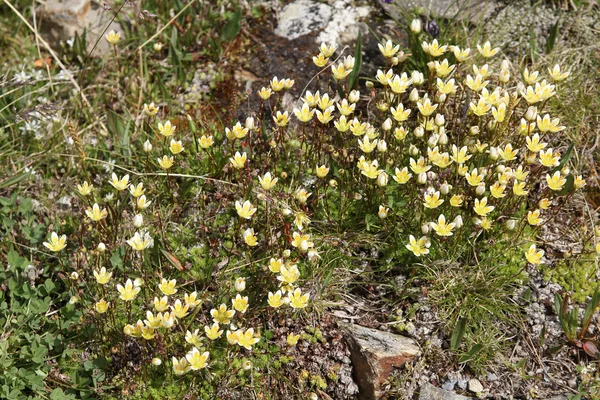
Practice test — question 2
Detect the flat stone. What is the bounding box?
[274,0,332,41]
[343,323,421,399]
[379,0,498,24]
[468,379,484,393]
[317,0,370,45]
[419,382,474,400]
[37,0,124,56]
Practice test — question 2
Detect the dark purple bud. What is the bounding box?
[424,20,440,38]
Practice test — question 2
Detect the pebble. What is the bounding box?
[456,380,468,390]
[468,379,484,393]
[487,373,499,382]
[442,380,456,391]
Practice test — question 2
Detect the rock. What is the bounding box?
[343,323,421,399]
[419,382,474,400]
[456,380,467,390]
[274,0,332,41]
[486,372,498,382]
[441,380,456,391]
[37,0,124,56]
[467,379,484,393]
[317,1,370,45]
[379,0,497,25]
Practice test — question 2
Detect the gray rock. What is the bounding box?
[441,380,456,391]
[379,0,497,25]
[486,372,498,382]
[419,382,474,400]
[343,323,421,399]
[316,0,370,45]
[468,379,484,393]
[37,0,124,56]
[456,380,467,390]
[274,0,332,41]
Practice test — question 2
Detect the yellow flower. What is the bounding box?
[574,175,585,189]
[93,267,112,285]
[319,42,336,57]
[470,97,491,115]
[294,188,312,204]
[473,197,494,217]
[378,40,400,58]
[211,304,235,324]
[336,99,355,116]
[492,103,507,122]
[136,195,151,210]
[225,122,249,140]
[169,139,184,154]
[393,167,412,184]
[116,279,141,301]
[466,168,484,187]
[162,312,176,329]
[539,149,560,167]
[422,39,447,57]
[273,111,290,127]
[77,181,93,196]
[316,106,335,124]
[126,231,151,251]
[278,264,300,285]
[450,195,464,207]
[143,102,159,116]
[390,104,411,122]
[157,155,174,170]
[513,181,529,196]
[94,299,109,314]
[235,200,257,219]
[451,45,470,61]
[433,59,454,78]
[43,232,67,252]
[331,63,352,80]
[153,296,169,311]
[451,145,471,164]
[130,182,145,197]
[205,323,223,340]
[288,288,310,309]
[520,85,542,104]
[237,328,261,350]
[498,143,518,161]
[389,73,411,94]
[303,90,320,107]
[523,68,540,85]
[287,333,301,346]
[229,152,247,169]
[270,76,286,92]
[158,120,176,137]
[537,114,565,133]
[232,294,249,314]
[416,97,438,117]
[184,291,202,308]
[334,115,351,132]
[538,198,551,210]
[171,299,189,318]
[409,157,431,174]
[490,182,506,199]
[294,212,311,230]
[437,78,457,95]
[527,209,543,226]
[526,134,547,153]
[226,329,240,345]
[358,135,378,153]
[243,228,258,247]
[525,244,544,265]
[315,165,329,179]
[479,217,493,231]
[172,357,190,375]
[84,203,108,222]
[317,93,335,110]
[423,191,444,209]
[476,41,499,58]
[109,173,129,191]
[198,135,214,149]
[465,74,488,92]
[291,232,314,252]
[313,53,329,67]
[268,290,285,308]
[185,329,203,347]
[141,326,155,340]
[269,258,283,273]
[185,347,209,371]
[258,172,278,190]
[258,87,273,100]
[105,30,121,45]
[144,311,163,329]
[546,171,566,191]
[159,278,177,296]
[548,64,570,82]
[431,214,456,237]
[406,235,429,257]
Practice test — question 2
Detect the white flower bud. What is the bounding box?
[282,207,292,216]
[257,192,266,201]
[516,82,525,93]
[434,114,445,126]
[377,140,387,152]
[143,140,153,152]
[525,106,537,122]
[69,296,79,305]
[506,219,516,230]
[410,19,422,34]
[453,215,463,228]
[245,117,255,130]
[489,147,499,160]
[97,242,106,252]
[134,278,143,287]
[487,120,496,132]
[411,70,424,85]
[234,277,246,292]
[153,42,163,52]
[561,166,570,176]
[476,184,486,196]
[438,132,448,145]
[409,88,420,102]
[242,360,253,370]
[377,172,389,187]
[469,126,480,135]
[382,118,392,131]
[417,172,427,184]
[421,223,430,234]
[378,207,388,219]
[391,57,399,66]
[365,81,374,89]
[427,171,436,181]
[499,69,510,83]
[427,134,439,148]
[414,126,424,138]
[152,358,162,366]
[282,249,291,258]
[133,214,144,228]
[409,144,419,156]
[435,93,447,103]
[496,164,506,173]
[501,59,510,70]
[70,272,79,280]
[348,90,360,103]
[440,182,452,195]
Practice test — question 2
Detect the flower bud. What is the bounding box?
[354,193,363,200]
[409,88,420,102]
[329,179,337,188]
[382,118,392,131]
[525,106,537,122]
[476,184,486,196]
[434,114,445,126]
[453,215,463,228]
[133,214,144,228]
[97,242,106,252]
[411,70,424,85]
[469,126,480,135]
[70,272,79,280]
[501,59,510,70]
[235,277,246,292]
[391,57,399,66]
[499,68,510,83]
[152,358,162,366]
[153,42,163,52]
[242,360,253,371]
[282,249,291,258]
[418,172,427,184]
[487,120,496,132]
[506,219,516,230]
[245,117,255,130]
[377,140,388,152]
[143,140,153,153]
[440,182,452,195]
[414,126,425,138]
[427,171,437,181]
[365,81,374,89]
[561,166,570,176]
[435,93,447,103]
[377,172,389,187]
[489,147,499,160]
[348,90,360,103]
[69,296,79,305]
[134,278,143,287]
[409,144,419,156]
[496,164,506,173]
[427,134,439,148]
[438,132,448,145]
[378,206,388,219]
[410,19,422,34]
[421,223,430,234]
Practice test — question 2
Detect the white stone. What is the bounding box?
[274,0,332,40]
[468,379,484,393]
[317,1,370,45]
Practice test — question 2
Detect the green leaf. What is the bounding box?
[450,317,467,350]
[545,18,560,54]
[458,343,483,363]
[552,143,573,174]
[222,9,242,42]
[348,31,363,90]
